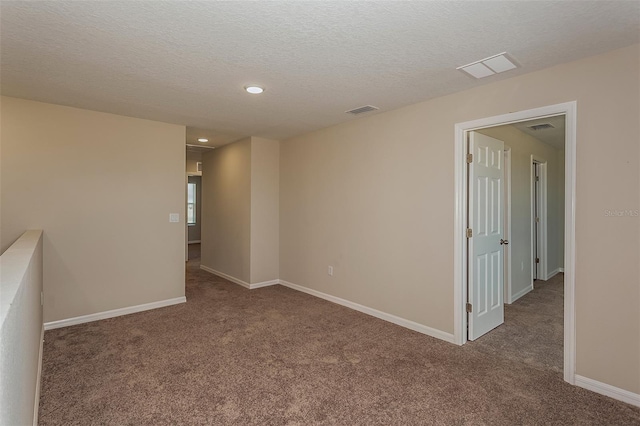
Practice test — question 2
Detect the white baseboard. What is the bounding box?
[250,279,280,289]
[278,279,456,344]
[33,325,44,426]
[510,284,533,303]
[199,265,279,290]
[546,267,564,280]
[200,265,250,288]
[575,375,640,408]
[188,240,201,244]
[44,297,186,330]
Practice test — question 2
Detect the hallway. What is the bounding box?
[468,274,564,374]
[188,242,201,264]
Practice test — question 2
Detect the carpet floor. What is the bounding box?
[39,248,639,425]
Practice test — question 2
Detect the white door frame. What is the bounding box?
[503,148,512,304]
[454,101,577,386]
[531,157,548,282]
[185,171,203,261]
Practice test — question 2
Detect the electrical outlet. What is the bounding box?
[328,266,333,276]
[169,213,180,223]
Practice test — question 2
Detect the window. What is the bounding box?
[187,183,196,225]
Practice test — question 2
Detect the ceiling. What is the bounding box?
[1,2,638,147]
[482,115,565,150]
[511,116,566,150]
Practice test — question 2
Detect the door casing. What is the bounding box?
[503,148,512,304]
[453,101,577,386]
[531,157,548,283]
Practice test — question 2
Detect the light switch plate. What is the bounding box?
[169,213,179,223]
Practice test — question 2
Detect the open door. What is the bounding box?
[468,131,506,340]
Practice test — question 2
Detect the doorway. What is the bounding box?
[186,175,202,261]
[186,147,204,262]
[531,157,548,283]
[454,101,577,385]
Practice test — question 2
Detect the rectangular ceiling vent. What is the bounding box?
[527,123,555,131]
[457,52,518,79]
[346,105,379,115]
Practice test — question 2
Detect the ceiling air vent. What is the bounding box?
[457,52,518,79]
[346,105,379,115]
[527,123,555,131]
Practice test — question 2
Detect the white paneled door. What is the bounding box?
[468,132,505,340]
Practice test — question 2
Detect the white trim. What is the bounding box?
[200,265,250,288]
[33,325,44,426]
[510,284,534,303]
[250,279,280,289]
[504,148,513,304]
[563,102,577,385]
[44,297,186,330]
[575,375,640,408]
[546,267,564,280]
[453,122,467,345]
[188,240,201,244]
[531,156,548,283]
[454,101,577,386]
[199,265,278,290]
[279,279,456,344]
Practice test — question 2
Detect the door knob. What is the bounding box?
[500,239,509,245]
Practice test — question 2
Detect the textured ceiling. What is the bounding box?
[1,1,638,146]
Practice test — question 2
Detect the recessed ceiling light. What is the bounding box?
[197,138,208,143]
[457,52,518,79]
[245,85,264,94]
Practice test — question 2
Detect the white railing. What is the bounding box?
[0,230,44,426]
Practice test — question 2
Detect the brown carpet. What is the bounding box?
[39,252,639,425]
[467,275,564,374]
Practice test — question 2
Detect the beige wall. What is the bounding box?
[250,137,280,284]
[201,138,252,282]
[1,97,186,322]
[280,45,639,393]
[200,137,280,284]
[478,125,564,297]
[186,151,202,175]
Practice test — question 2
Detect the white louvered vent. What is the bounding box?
[345,105,379,115]
[527,123,555,131]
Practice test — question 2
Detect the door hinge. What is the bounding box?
[535,258,540,264]
[466,228,473,238]
[536,176,539,181]
[467,153,473,164]
[536,217,540,223]
[466,303,472,313]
